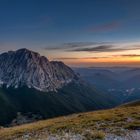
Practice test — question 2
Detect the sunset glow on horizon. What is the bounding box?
[1,0,140,67]
[39,41,140,67]
[52,55,140,67]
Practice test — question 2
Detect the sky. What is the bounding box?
[1,0,140,67]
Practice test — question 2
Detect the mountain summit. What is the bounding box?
[0,48,117,126]
[0,48,78,92]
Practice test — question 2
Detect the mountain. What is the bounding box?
[120,100,140,107]
[0,48,78,92]
[0,49,117,126]
[73,68,120,89]
[74,67,140,104]
[121,68,140,81]
[122,68,140,88]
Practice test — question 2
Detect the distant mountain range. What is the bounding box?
[0,49,116,126]
[74,67,140,103]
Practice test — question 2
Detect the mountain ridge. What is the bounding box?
[0,48,78,92]
[0,48,117,126]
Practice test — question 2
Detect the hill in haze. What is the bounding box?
[74,67,140,104]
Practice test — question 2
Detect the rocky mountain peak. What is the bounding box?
[0,48,78,92]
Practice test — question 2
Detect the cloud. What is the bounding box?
[54,54,140,60]
[113,54,140,57]
[53,56,110,60]
[69,45,140,52]
[44,42,112,50]
[70,45,113,52]
[87,21,121,33]
[45,42,140,53]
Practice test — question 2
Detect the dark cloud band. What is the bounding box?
[45,42,140,53]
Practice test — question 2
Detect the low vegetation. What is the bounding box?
[0,101,139,140]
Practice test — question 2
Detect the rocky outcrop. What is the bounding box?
[0,48,78,92]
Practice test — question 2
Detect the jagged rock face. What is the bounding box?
[0,48,78,92]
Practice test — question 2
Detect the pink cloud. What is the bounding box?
[88,21,121,33]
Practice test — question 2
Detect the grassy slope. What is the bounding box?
[120,100,140,107]
[0,101,139,140]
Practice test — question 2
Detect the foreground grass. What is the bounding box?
[0,102,140,140]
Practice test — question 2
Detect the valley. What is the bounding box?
[74,67,140,104]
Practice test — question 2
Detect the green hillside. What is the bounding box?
[0,83,117,126]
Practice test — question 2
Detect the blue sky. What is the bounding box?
[1,0,140,66]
